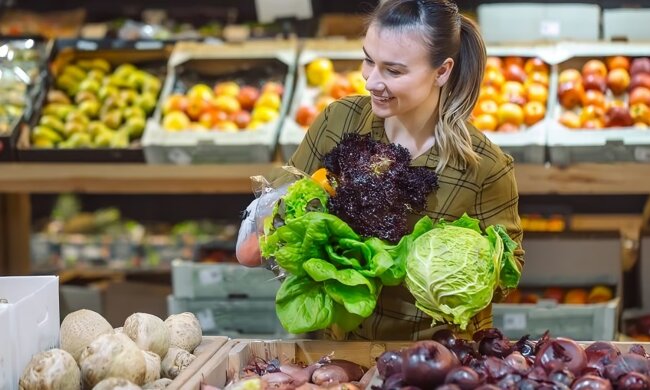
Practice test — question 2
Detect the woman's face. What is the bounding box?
[361,24,441,120]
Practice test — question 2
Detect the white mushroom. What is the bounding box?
[19,348,81,390]
[142,351,161,384]
[164,312,202,352]
[142,378,172,389]
[92,377,142,389]
[160,347,196,379]
[79,333,146,388]
[60,309,114,362]
[124,313,170,358]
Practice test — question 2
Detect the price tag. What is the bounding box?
[539,20,561,38]
[76,40,99,51]
[196,309,216,331]
[199,269,223,286]
[135,41,163,50]
[503,313,527,330]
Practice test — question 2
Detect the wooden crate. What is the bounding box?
[178,339,650,389]
[166,335,229,390]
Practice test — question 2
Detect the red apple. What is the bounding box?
[607,68,631,95]
[582,89,606,109]
[472,114,498,132]
[630,73,650,91]
[630,87,650,106]
[605,105,633,127]
[504,64,527,83]
[526,82,548,104]
[528,72,550,88]
[486,56,503,71]
[236,86,260,111]
[630,103,650,125]
[295,105,319,127]
[497,102,524,126]
[582,59,608,78]
[482,69,506,89]
[524,57,549,75]
[262,81,284,96]
[558,81,585,110]
[580,105,606,125]
[231,110,252,129]
[523,101,546,126]
[559,69,582,84]
[504,57,525,68]
[582,73,607,93]
[606,56,630,71]
[630,57,650,76]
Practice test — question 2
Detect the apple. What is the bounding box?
[163,94,188,115]
[580,105,606,126]
[231,110,252,129]
[582,73,607,93]
[472,114,498,131]
[630,57,650,76]
[482,69,505,89]
[606,56,630,71]
[504,56,524,68]
[607,99,627,111]
[630,87,650,106]
[631,103,650,125]
[607,68,631,95]
[528,72,550,88]
[477,86,500,103]
[251,106,279,123]
[328,75,354,99]
[186,95,210,120]
[295,105,319,127]
[497,102,524,126]
[630,73,650,91]
[524,57,549,75]
[306,58,334,86]
[523,101,546,126]
[497,122,520,133]
[605,105,634,127]
[262,81,284,96]
[472,99,499,117]
[236,86,260,110]
[504,64,527,83]
[187,84,213,101]
[582,89,606,109]
[559,69,582,84]
[582,59,608,78]
[558,81,585,110]
[198,111,215,128]
[543,287,565,303]
[564,289,589,305]
[212,95,241,114]
[162,111,191,131]
[526,82,548,104]
[216,120,239,133]
[559,111,581,129]
[213,81,240,97]
[255,91,282,111]
[485,56,503,71]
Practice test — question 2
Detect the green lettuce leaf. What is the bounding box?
[275,274,334,334]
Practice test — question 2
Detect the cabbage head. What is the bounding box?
[405,214,520,330]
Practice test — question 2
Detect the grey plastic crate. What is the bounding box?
[494,298,619,341]
[167,295,286,337]
[171,260,280,299]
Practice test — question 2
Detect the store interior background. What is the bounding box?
[2,0,650,341]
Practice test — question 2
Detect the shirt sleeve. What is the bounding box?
[475,154,525,300]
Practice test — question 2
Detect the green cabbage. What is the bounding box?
[405,214,520,330]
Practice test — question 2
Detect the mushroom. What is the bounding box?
[19,348,81,390]
[60,309,114,362]
[164,312,202,353]
[124,313,170,358]
[79,333,146,388]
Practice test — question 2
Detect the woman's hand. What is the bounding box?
[236,233,262,266]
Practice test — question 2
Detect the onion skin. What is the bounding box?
[536,338,588,376]
[329,359,366,381]
[402,341,459,388]
[444,366,482,390]
[617,372,650,390]
[262,372,294,387]
[312,365,349,386]
[504,351,531,375]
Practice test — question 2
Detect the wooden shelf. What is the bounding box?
[0,162,648,195]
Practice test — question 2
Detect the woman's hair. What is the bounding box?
[368,0,486,172]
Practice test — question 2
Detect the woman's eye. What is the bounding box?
[364,58,374,65]
[387,68,401,75]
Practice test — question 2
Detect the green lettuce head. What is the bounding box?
[404,214,520,330]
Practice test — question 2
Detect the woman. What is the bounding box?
[237,0,524,340]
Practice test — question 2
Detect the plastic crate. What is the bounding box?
[603,8,650,42]
[279,39,364,162]
[171,260,280,299]
[547,42,650,165]
[142,40,297,164]
[494,298,619,341]
[167,295,285,337]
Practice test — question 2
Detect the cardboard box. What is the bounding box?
[0,276,59,390]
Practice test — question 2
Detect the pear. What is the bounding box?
[123,106,146,120]
[78,79,101,95]
[39,115,65,134]
[134,92,157,115]
[63,121,87,138]
[67,132,93,148]
[32,125,63,143]
[101,110,123,130]
[123,116,146,139]
[47,90,71,105]
[110,128,130,148]
[75,91,98,105]
[119,89,138,106]
[66,111,90,127]
[78,100,101,119]
[75,59,95,71]
[43,104,75,121]
[98,85,118,102]
[61,64,86,81]
[91,58,111,73]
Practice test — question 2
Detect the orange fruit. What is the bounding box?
[588,285,613,303]
[311,168,335,196]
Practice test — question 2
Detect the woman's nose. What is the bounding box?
[363,67,383,92]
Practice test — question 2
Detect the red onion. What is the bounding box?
[536,338,588,376]
[571,374,613,390]
[402,341,459,388]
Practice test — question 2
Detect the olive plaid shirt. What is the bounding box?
[287,95,524,341]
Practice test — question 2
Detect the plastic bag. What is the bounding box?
[235,166,308,268]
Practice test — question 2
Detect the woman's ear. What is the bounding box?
[436,58,455,87]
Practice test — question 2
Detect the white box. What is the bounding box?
[0,276,59,390]
[604,8,650,42]
[478,3,601,43]
[142,41,297,164]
